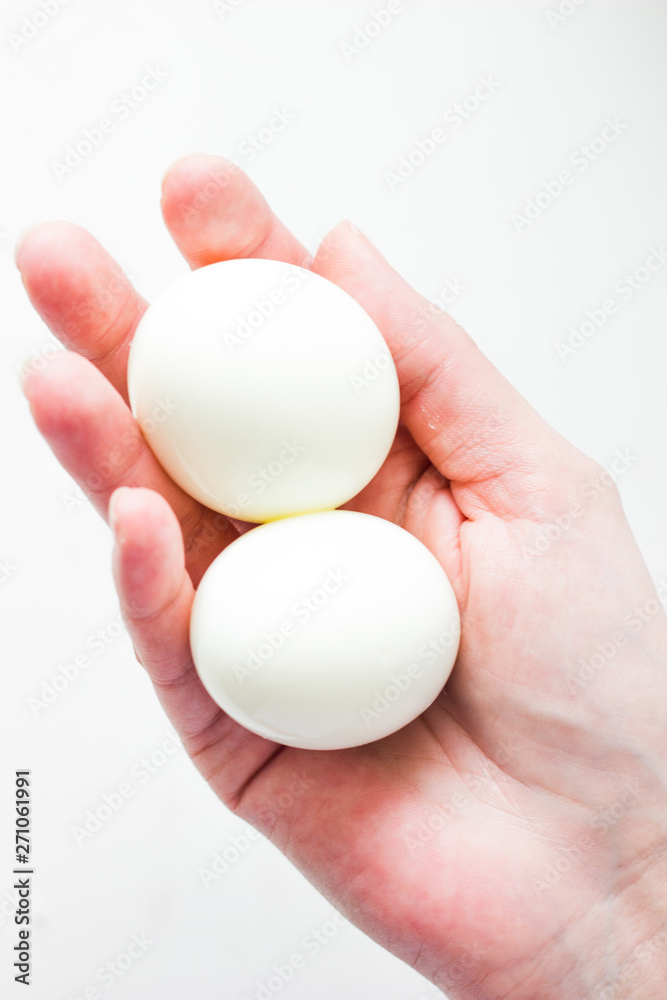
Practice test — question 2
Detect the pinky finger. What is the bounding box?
[109,486,221,744]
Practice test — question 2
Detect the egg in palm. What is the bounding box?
[128,258,460,749]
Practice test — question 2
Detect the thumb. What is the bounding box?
[313,221,595,521]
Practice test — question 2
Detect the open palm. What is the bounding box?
[20,155,667,999]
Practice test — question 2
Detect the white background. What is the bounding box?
[2,1,667,998]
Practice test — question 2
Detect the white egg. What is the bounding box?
[127,259,400,522]
[189,510,460,750]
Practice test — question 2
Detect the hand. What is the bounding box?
[19,154,667,999]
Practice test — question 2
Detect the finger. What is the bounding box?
[160,153,312,269]
[312,221,594,520]
[109,486,281,803]
[16,221,147,404]
[22,351,238,586]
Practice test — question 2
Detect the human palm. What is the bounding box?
[19,155,667,999]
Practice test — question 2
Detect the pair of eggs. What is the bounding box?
[128,258,460,749]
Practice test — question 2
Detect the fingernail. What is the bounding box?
[109,487,131,536]
[160,152,212,189]
[14,222,50,268]
[298,252,316,271]
[18,343,63,395]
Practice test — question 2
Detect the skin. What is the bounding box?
[18,154,667,999]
